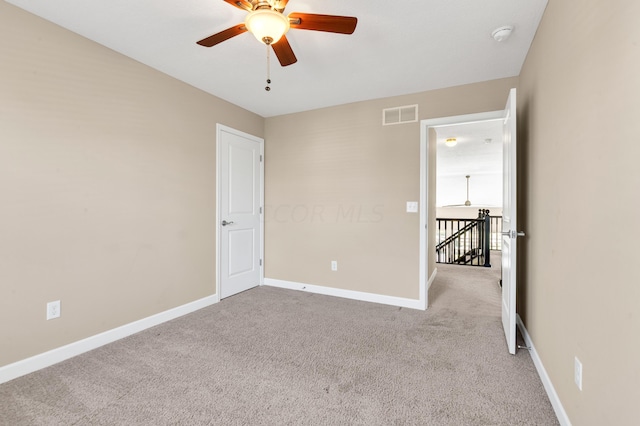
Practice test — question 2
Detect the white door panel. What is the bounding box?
[501,88,519,354]
[229,143,257,214]
[218,125,263,299]
[228,228,255,277]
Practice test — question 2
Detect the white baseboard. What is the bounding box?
[264,278,424,310]
[517,314,571,426]
[428,268,438,290]
[0,295,217,385]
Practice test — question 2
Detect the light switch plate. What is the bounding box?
[406,201,419,213]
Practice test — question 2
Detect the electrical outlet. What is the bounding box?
[331,261,338,271]
[47,300,61,320]
[574,356,583,391]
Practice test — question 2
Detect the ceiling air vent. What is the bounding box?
[382,104,418,126]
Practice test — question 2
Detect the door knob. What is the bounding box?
[221,220,234,226]
[502,230,526,238]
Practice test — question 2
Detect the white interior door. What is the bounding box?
[218,125,263,299]
[501,88,520,354]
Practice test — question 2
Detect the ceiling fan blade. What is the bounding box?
[288,13,358,34]
[272,35,297,66]
[273,0,289,13]
[197,24,247,47]
[222,0,253,12]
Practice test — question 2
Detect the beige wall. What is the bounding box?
[518,0,640,423]
[264,78,516,300]
[0,2,263,367]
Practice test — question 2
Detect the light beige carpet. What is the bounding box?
[1,264,558,425]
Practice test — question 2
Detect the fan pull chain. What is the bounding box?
[265,44,271,92]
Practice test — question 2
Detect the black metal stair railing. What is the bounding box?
[436,209,494,267]
[489,215,503,250]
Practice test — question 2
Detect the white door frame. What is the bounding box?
[419,111,504,310]
[215,124,265,302]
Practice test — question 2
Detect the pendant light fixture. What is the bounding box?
[464,175,471,206]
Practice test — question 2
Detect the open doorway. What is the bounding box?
[419,110,504,310]
[435,119,503,269]
[421,89,519,354]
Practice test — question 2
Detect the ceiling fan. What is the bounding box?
[196,0,358,67]
[445,175,473,207]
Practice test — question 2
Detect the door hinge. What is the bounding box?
[260,155,263,162]
[260,259,262,266]
[260,206,262,214]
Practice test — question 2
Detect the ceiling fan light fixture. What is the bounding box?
[245,9,290,45]
[445,138,457,147]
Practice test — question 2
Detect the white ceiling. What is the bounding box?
[436,120,504,207]
[7,0,548,117]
